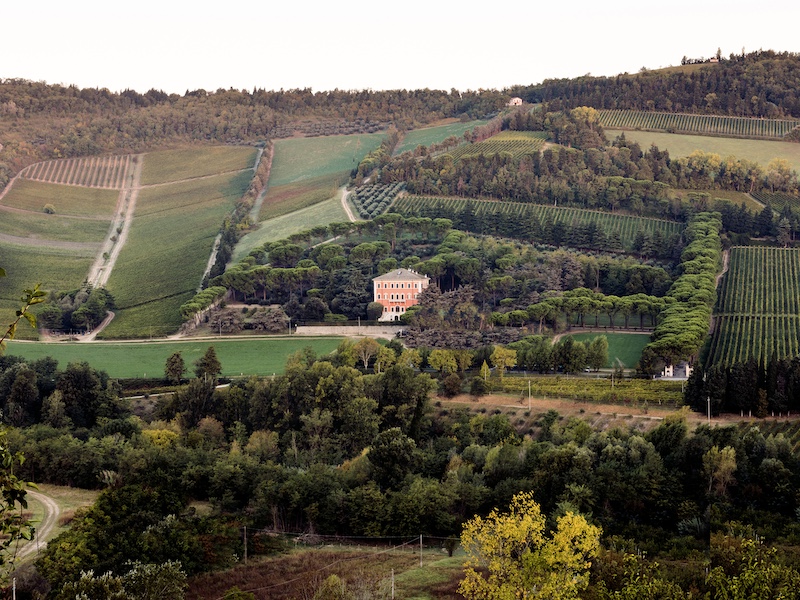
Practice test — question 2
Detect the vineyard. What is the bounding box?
[750,191,800,212]
[706,246,800,365]
[19,155,132,188]
[445,131,547,161]
[598,109,800,140]
[392,195,684,252]
[350,182,405,218]
[740,421,800,454]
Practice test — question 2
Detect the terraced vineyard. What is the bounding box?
[707,246,800,365]
[445,131,547,161]
[598,110,800,139]
[393,195,683,250]
[19,155,132,188]
[750,191,800,212]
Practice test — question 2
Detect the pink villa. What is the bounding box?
[372,268,430,321]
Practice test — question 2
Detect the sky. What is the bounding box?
[4,1,799,95]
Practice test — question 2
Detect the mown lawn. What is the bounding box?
[568,332,652,368]
[606,129,800,172]
[141,146,257,185]
[1,179,119,218]
[5,337,345,377]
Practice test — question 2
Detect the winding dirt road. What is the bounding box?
[16,489,61,561]
[340,186,356,222]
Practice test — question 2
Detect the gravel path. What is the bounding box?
[340,186,356,222]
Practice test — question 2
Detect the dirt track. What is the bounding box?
[16,489,61,561]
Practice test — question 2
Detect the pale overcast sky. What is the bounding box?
[4,1,798,94]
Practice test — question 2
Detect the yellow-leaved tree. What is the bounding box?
[459,491,601,600]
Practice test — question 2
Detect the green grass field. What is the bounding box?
[1,244,96,339]
[258,134,384,221]
[1,179,119,218]
[0,209,109,243]
[233,195,348,262]
[140,146,257,185]
[103,170,251,336]
[394,120,486,154]
[569,332,652,368]
[606,129,800,173]
[267,134,385,187]
[5,337,345,377]
[672,188,765,213]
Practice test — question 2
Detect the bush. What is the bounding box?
[43,203,56,214]
[470,376,488,397]
[441,373,463,397]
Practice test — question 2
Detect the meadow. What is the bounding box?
[258,134,384,220]
[102,170,252,336]
[0,209,109,243]
[1,179,119,218]
[233,195,348,262]
[568,332,651,368]
[5,337,345,377]
[672,188,764,212]
[0,245,95,339]
[605,129,800,172]
[394,119,486,154]
[140,146,257,185]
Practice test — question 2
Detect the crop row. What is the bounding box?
[445,132,546,161]
[392,195,683,251]
[21,155,131,189]
[750,191,800,212]
[598,109,800,140]
[707,246,800,365]
[350,182,405,219]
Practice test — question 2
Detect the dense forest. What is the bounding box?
[515,50,800,119]
[3,344,800,597]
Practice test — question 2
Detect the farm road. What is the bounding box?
[340,186,356,222]
[86,155,143,288]
[16,489,61,561]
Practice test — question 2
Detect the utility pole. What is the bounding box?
[420,534,423,567]
[243,526,247,564]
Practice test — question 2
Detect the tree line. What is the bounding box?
[4,344,800,596]
[515,50,800,119]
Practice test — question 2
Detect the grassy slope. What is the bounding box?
[258,134,384,221]
[672,188,764,212]
[1,179,119,218]
[606,129,800,172]
[0,245,95,339]
[140,146,257,185]
[395,120,486,154]
[5,337,344,377]
[0,210,108,243]
[233,195,348,262]
[102,164,253,337]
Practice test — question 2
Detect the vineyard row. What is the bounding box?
[20,155,131,189]
[598,109,800,140]
[708,246,800,365]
